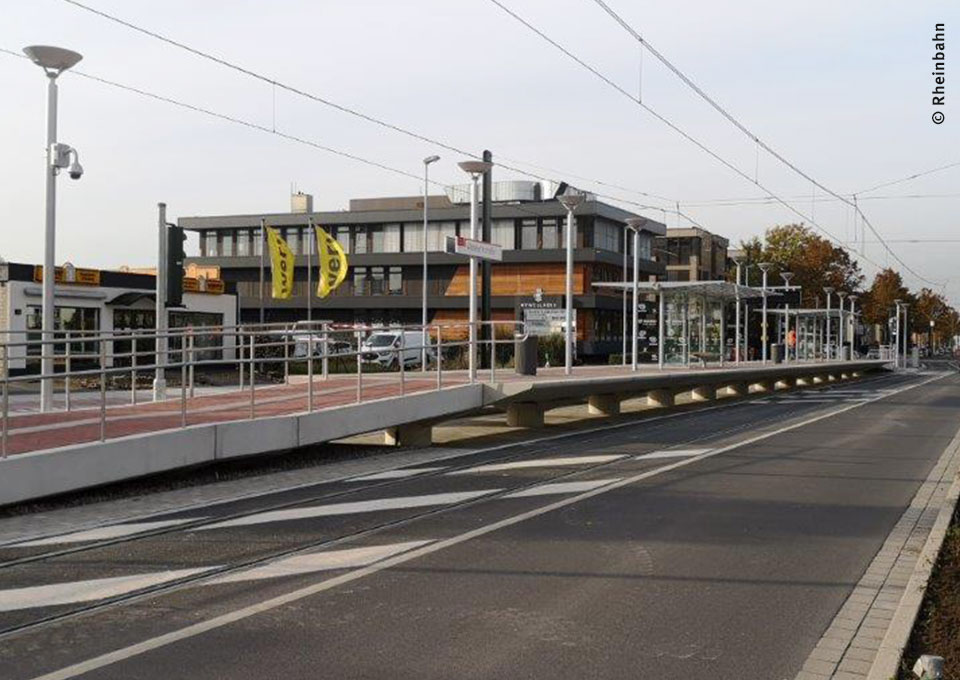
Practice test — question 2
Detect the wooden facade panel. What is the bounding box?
[445,263,588,297]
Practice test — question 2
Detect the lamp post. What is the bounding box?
[837,291,847,360]
[625,217,648,371]
[558,193,585,376]
[733,256,743,365]
[421,155,440,372]
[457,161,493,383]
[894,299,903,368]
[781,272,794,363]
[823,287,834,361]
[758,263,772,364]
[901,302,910,368]
[848,294,859,359]
[621,223,631,365]
[24,45,84,412]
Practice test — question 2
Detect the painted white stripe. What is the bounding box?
[0,568,212,612]
[31,374,938,680]
[198,490,500,531]
[15,519,203,547]
[503,479,622,498]
[351,467,445,481]
[635,448,712,460]
[212,541,432,585]
[449,454,626,474]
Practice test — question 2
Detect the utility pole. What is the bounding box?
[153,203,168,401]
[480,150,493,369]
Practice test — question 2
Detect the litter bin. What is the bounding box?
[515,334,538,376]
[770,343,783,364]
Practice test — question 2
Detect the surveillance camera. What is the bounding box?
[68,160,83,180]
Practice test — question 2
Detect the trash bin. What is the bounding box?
[770,343,783,364]
[515,334,538,376]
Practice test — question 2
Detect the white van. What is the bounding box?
[360,330,434,368]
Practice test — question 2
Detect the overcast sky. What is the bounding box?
[2,1,958,301]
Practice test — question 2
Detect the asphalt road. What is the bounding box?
[0,371,956,680]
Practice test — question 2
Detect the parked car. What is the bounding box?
[292,334,352,359]
[360,330,434,369]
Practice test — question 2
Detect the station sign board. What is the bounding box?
[445,235,503,261]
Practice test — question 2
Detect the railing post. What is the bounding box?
[1,344,8,458]
[321,323,329,380]
[399,331,406,396]
[131,334,138,405]
[99,338,107,442]
[249,334,256,419]
[188,329,196,399]
[490,325,496,383]
[356,330,363,403]
[436,325,443,391]
[307,332,314,412]
[180,337,187,428]
[283,324,290,386]
[238,329,245,392]
[64,331,72,412]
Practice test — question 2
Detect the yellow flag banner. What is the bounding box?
[315,226,348,298]
[265,226,295,299]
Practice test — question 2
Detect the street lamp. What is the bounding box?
[457,160,493,383]
[823,286,834,361]
[837,291,848,360]
[780,272,794,363]
[24,45,84,413]
[558,192,585,376]
[901,301,910,368]
[758,263,772,364]
[625,217,648,371]
[848,294,859,359]
[733,255,743,365]
[894,299,903,368]
[421,155,440,373]
[621,222,631,366]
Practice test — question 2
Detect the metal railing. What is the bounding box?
[0,320,528,458]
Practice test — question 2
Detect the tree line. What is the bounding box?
[730,224,959,350]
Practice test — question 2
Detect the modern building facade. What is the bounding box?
[179,183,666,359]
[0,261,237,374]
[655,227,730,282]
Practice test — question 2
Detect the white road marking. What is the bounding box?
[212,541,432,584]
[31,374,938,680]
[503,479,622,498]
[635,448,712,460]
[351,467,445,481]
[0,569,212,612]
[14,519,204,547]
[449,454,626,474]
[198,490,501,531]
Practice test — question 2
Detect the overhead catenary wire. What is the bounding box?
[854,160,960,195]
[583,0,941,287]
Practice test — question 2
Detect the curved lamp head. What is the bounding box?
[823,286,835,295]
[757,262,772,272]
[837,290,847,299]
[457,160,493,177]
[423,155,440,166]
[625,216,648,232]
[558,193,585,211]
[780,271,794,285]
[23,45,83,74]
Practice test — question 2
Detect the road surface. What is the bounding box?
[0,371,956,680]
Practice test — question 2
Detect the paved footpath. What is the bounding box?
[0,372,954,680]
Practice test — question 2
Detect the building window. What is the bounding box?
[594,220,619,253]
[303,226,314,255]
[388,266,402,295]
[383,224,401,253]
[370,266,385,295]
[492,219,515,249]
[169,311,226,361]
[26,306,100,356]
[354,226,368,254]
[403,223,423,253]
[542,218,561,249]
[520,219,538,249]
[204,231,218,257]
[236,230,250,257]
[352,266,367,295]
[285,227,300,255]
[334,226,351,254]
[428,222,456,251]
[221,231,235,257]
[252,229,263,256]
[637,233,652,261]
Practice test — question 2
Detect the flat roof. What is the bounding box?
[592,281,766,300]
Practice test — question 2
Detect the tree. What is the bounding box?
[860,269,909,342]
[913,288,951,348]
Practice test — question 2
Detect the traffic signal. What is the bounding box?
[166,225,186,307]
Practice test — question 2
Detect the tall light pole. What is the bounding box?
[733,256,743,365]
[458,161,493,383]
[901,302,910,368]
[848,294,859,359]
[837,291,847,360]
[558,193,584,375]
[24,45,84,412]
[894,299,903,368]
[625,217,648,371]
[421,155,440,372]
[781,272,794,363]
[823,287,834,361]
[758,263,772,364]
[621,223,631,365]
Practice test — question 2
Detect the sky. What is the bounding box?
[2,0,958,301]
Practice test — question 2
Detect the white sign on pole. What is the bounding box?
[524,308,576,336]
[445,235,503,261]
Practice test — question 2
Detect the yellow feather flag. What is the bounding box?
[315,225,348,298]
[265,226,295,299]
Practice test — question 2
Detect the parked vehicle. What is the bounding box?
[360,330,434,368]
[292,334,352,359]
